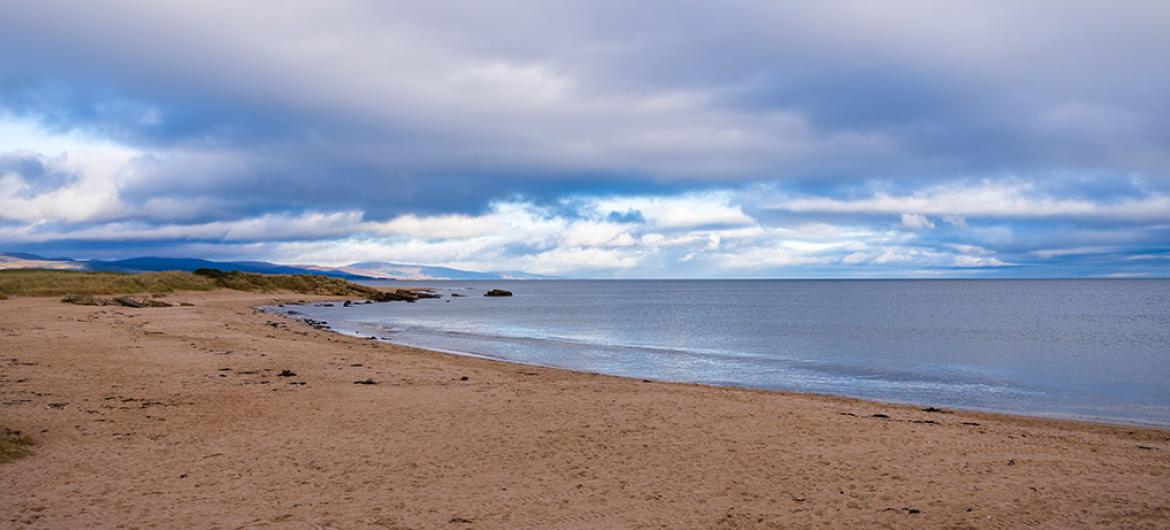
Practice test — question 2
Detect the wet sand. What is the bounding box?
[1,291,1168,528]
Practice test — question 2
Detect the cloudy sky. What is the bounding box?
[2,1,1168,277]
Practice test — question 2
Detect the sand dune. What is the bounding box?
[2,291,1168,528]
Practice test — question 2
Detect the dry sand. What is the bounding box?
[1,291,1168,529]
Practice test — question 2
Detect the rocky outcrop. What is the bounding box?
[484,289,513,297]
[367,289,440,302]
[61,293,103,306]
[113,296,174,308]
[61,293,175,308]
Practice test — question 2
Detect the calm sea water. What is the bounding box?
[276,280,1170,426]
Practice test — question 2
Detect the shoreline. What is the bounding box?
[3,290,1169,528]
[268,299,1170,431]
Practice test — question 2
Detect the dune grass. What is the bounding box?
[0,268,398,300]
[0,428,34,463]
[190,268,395,298]
[0,269,217,297]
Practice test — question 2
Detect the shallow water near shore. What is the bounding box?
[275,279,1170,426]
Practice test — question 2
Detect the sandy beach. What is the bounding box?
[2,291,1169,529]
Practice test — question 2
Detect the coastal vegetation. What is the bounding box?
[0,268,417,301]
[0,269,216,296]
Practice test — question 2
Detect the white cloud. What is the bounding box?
[899,213,935,230]
[947,244,993,255]
[1030,246,1122,259]
[370,213,506,239]
[712,245,830,269]
[0,148,138,223]
[768,181,1170,221]
[0,164,1154,277]
[953,255,1009,267]
[589,192,754,229]
[941,215,967,227]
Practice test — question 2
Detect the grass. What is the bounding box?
[0,268,401,300]
[0,269,217,297]
[190,268,397,298]
[0,428,34,463]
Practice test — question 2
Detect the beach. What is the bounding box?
[2,291,1169,529]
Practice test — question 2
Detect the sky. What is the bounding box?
[1,0,1169,278]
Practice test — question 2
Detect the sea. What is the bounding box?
[273,279,1170,426]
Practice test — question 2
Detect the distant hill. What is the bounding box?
[86,257,377,280]
[342,261,554,280]
[0,253,372,279]
[0,252,552,281]
[0,252,85,271]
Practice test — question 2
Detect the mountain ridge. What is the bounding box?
[0,252,550,281]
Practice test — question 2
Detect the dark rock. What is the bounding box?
[322,303,334,307]
[449,517,473,524]
[368,289,428,302]
[450,293,466,297]
[484,289,513,297]
[1138,445,1154,450]
[871,413,890,419]
[961,421,981,426]
[354,379,378,385]
[921,407,951,413]
[343,300,352,307]
[460,376,469,381]
[112,296,149,308]
[61,293,103,306]
[277,370,297,377]
[909,419,937,424]
[302,318,331,330]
